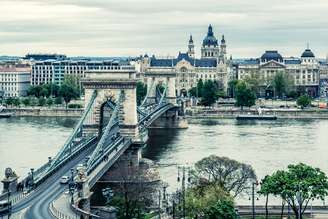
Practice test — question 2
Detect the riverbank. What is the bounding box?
[4,107,83,117]
[186,107,328,119]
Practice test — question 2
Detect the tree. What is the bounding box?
[201,80,219,106]
[188,87,197,97]
[259,163,328,219]
[272,72,293,98]
[185,184,238,218]
[228,79,239,98]
[38,97,46,106]
[5,97,14,106]
[297,95,311,109]
[235,81,256,110]
[46,98,53,107]
[136,82,147,105]
[244,72,262,97]
[197,79,204,97]
[12,98,20,107]
[27,85,43,97]
[55,96,63,105]
[191,155,257,198]
[22,98,31,106]
[59,83,79,107]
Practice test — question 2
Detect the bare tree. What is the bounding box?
[191,155,257,197]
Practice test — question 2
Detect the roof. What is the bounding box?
[284,59,302,65]
[202,25,218,47]
[301,49,315,58]
[260,51,283,62]
[150,52,217,68]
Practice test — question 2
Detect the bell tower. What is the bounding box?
[187,35,195,58]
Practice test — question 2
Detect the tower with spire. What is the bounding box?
[219,35,227,63]
[187,35,195,58]
[201,24,219,59]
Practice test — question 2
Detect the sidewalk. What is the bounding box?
[50,191,79,219]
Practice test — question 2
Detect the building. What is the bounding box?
[0,64,31,98]
[235,48,323,97]
[139,25,232,95]
[31,59,134,86]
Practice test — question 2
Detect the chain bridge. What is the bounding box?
[0,69,187,218]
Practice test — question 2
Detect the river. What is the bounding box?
[1,117,328,204]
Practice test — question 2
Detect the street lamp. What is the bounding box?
[30,168,34,189]
[251,181,259,219]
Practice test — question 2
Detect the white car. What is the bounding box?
[59,175,70,184]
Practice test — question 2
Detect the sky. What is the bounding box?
[0,0,328,58]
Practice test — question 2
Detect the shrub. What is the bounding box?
[67,103,83,109]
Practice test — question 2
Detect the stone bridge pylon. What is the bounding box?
[81,69,139,140]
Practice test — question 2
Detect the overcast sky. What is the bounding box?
[0,0,327,58]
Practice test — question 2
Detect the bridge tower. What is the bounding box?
[81,69,139,140]
[145,71,177,105]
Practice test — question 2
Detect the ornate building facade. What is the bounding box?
[138,25,233,95]
[235,48,326,97]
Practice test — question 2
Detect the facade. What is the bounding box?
[0,64,31,98]
[139,25,233,95]
[31,59,134,86]
[236,48,323,97]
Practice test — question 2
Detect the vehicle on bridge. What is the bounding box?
[59,176,70,184]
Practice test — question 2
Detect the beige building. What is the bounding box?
[138,25,233,95]
[236,49,322,97]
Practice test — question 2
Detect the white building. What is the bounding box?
[0,64,31,98]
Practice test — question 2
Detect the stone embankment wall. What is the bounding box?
[6,107,83,117]
[187,107,328,119]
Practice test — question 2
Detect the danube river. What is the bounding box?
[1,117,328,204]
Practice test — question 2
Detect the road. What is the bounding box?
[11,143,97,219]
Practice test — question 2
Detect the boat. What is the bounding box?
[236,114,277,120]
[0,105,13,118]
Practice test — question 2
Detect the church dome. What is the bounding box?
[260,50,283,62]
[202,25,218,47]
[301,49,315,58]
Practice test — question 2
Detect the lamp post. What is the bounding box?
[252,181,259,219]
[177,165,191,219]
[30,168,34,189]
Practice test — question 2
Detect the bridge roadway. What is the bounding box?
[12,142,97,219]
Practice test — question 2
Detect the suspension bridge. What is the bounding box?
[0,69,186,218]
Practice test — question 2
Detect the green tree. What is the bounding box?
[259,163,328,219]
[22,98,31,106]
[228,79,239,98]
[59,83,79,108]
[244,72,262,97]
[192,155,257,198]
[188,87,197,97]
[197,79,204,97]
[201,80,219,106]
[46,98,53,107]
[185,184,237,219]
[272,72,293,98]
[297,95,311,109]
[136,81,147,105]
[55,96,63,105]
[12,98,20,107]
[235,81,256,110]
[27,85,43,97]
[38,97,46,106]
[5,97,14,106]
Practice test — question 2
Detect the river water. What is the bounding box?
[1,117,328,204]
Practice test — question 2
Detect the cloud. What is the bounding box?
[0,0,327,57]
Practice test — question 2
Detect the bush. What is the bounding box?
[67,103,83,109]
[55,97,63,105]
[22,98,31,106]
[297,95,311,109]
[46,98,54,107]
[38,97,46,106]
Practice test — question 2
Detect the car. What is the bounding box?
[59,175,70,184]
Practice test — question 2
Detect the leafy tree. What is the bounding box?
[185,184,237,218]
[188,87,197,97]
[235,81,256,110]
[59,84,79,108]
[297,95,311,109]
[244,72,262,97]
[5,97,14,106]
[191,155,257,198]
[46,98,53,107]
[55,96,63,105]
[12,98,20,107]
[27,85,43,97]
[136,82,147,105]
[22,98,31,106]
[272,72,293,98]
[228,79,239,98]
[201,80,219,106]
[197,79,204,97]
[259,163,328,219]
[38,97,46,106]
